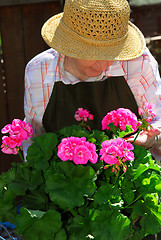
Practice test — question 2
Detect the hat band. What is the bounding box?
[59,18,129,46]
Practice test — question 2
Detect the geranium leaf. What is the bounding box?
[94,185,111,205]
[131,200,147,221]
[129,231,143,240]
[94,184,123,207]
[26,133,58,170]
[45,162,96,209]
[68,215,91,240]
[29,209,46,219]
[118,125,134,138]
[16,208,62,240]
[134,172,161,198]
[91,209,130,240]
[155,183,161,192]
[54,228,67,240]
[22,186,48,210]
[133,145,151,167]
[140,212,161,235]
[133,164,160,181]
[58,125,89,138]
[122,189,135,205]
[144,194,158,208]
[15,207,36,234]
[6,165,43,195]
[89,130,109,146]
[0,198,16,222]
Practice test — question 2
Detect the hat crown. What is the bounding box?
[63,0,130,41]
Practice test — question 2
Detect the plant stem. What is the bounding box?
[119,172,125,180]
[122,194,142,209]
[114,171,120,185]
[132,130,141,144]
[18,150,24,162]
[70,208,77,217]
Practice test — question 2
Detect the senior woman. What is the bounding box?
[23,0,161,160]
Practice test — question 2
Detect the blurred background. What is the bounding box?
[0,0,161,173]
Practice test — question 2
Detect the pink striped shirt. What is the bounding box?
[23,47,161,155]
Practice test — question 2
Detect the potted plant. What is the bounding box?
[0,106,161,240]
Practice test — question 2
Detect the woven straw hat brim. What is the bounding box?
[41,13,146,61]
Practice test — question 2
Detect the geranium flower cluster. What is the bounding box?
[138,102,156,123]
[74,108,93,122]
[57,136,98,165]
[1,119,33,155]
[99,138,134,173]
[136,102,157,133]
[102,108,138,132]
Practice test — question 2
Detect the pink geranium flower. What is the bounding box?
[57,136,98,165]
[102,108,138,132]
[73,145,91,165]
[1,119,33,155]
[99,138,134,173]
[144,102,156,120]
[2,136,22,148]
[139,102,156,123]
[137,102,157,134]
[1,146,18,155]
[74,108,93,122]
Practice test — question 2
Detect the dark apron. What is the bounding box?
[42,76,139,133]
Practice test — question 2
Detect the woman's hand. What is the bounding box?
[125,128,161,152]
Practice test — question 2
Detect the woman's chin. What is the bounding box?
[88,71,103,77]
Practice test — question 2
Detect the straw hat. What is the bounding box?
[41,0,146,60]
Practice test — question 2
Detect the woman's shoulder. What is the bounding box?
[25,48,60,72]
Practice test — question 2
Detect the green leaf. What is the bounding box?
[89,130,109,148]
[3,188,17,203]
[28,209,46,219]
[142,178,151,186]
[22,186,48,210]
[134,174,160,199]
[94,184,111,203]
[0,198,16,222]
[150,209,161,225]
[91,209,130,240]
[118,125,134,138]
[122,189,135,205]
[155,183,161,192]
[133,145,151,167]
[94,185,123,208]
[58,125,89,139]
[133,163,160,181]
[6,165,44,197]
[121,177,135,205]
[131,196,161,236]
[68,215,91,240]
[16,207,36,234]
[45,162,96,209]
[27,133,58,170]
[55,228,67,240]
[140,212,161,235]
[128,231,143,240]
[130,200,147,222]
[16,208,62,240]
[144,194,158,208]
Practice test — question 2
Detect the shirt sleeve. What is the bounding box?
[126,48,161,127]
[126,48,161,160]
[22,68,46,159]
[21,49,61,158]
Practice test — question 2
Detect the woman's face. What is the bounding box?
[70,58,114,81]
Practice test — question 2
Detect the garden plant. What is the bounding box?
[0,105,161,240]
